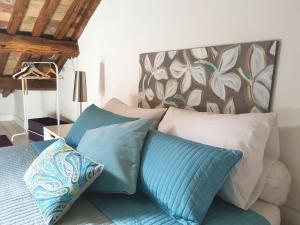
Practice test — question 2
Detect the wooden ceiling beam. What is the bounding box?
[0,53,9,75]
[54,0,86,40]
[0,77,56,91]
[32,0,61,37]
[0,33,79,57]
[7,0,30,34]
[71,0,102,41]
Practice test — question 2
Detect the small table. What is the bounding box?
[43,124,73,140]
[29,117,68,141]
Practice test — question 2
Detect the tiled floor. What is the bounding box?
[0,121,30,146]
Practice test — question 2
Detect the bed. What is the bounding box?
[0,40,285,225]
[0,142,279,225]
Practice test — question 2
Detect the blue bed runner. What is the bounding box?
[86,193,270,225]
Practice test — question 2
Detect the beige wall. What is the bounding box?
[59,0,300,224]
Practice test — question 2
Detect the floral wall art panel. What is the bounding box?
[138,40,279,114]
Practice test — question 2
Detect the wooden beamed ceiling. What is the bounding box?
[0,0,102,97]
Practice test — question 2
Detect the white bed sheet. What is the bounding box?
[250,200,281,225]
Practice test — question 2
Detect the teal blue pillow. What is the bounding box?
[23,139,104,225]
[65,104,136,148]
[138,130,242,225]
[77,119,151,194]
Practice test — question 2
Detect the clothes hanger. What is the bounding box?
[16,67,51,79]
[45,67,57,78]
[12,66,31,79]
[20,67,51,79]
[45,67,63,79]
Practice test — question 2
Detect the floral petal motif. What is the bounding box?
[207,102,220,113]
[221,72,242,92]
[153,67,168,80]
[250,106,262,113]
[210,72,241,101]
[155,81,164,101]
[145,88,154,101]
[191,63,206,86]
[252,82,270,110]
[210,47,219,60]
[170,59,186,78]
[154,52,166,68]
[255,65,274,89]
[139,64,143,80]
[187,89,202,107]
[269,41,277,56]
[138,91,145,102]
[144,55,152,72]
[165,79,178,98]
[191,48,208,59]
[168,50,177,59]
[211,73,226,100]
[180,71,191,94]
[139,91,151,108]
[218,46,240,73]
[142,74,151,90]
[249,44,266,78]
[165,94,186,108]
[223,99,236,114]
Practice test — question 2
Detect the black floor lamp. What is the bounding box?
[73,71,87,114]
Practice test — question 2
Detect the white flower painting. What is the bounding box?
[139,40,278,113]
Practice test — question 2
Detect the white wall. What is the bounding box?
[13,90,58,126]
[59,0,300,224]
[0,95,15,121]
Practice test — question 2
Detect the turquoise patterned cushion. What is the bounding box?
[23,139,104,225]
[65,104,136,148]
[139,130,242,225]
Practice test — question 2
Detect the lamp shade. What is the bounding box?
[73,71,87,102]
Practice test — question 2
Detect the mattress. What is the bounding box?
[0,143,277,225]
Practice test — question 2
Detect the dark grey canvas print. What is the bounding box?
[138,40,278,113]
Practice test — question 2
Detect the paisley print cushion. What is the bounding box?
[23,139,104,225]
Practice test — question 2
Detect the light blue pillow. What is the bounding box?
[65,104,136,148]
[77,119,151,194]
[138,130,242,225]
[23,139,104,225]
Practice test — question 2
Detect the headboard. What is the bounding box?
[138,40,278,114]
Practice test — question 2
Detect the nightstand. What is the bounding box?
[43,124,73,140]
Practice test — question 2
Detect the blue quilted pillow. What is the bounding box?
[139,130,242,225]
[23,139,104,225]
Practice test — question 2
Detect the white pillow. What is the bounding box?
[104,98,167,128]
[237,112,280,161]
[158,107,271,209]
[228,113,281,208]
[259,161,291,206]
